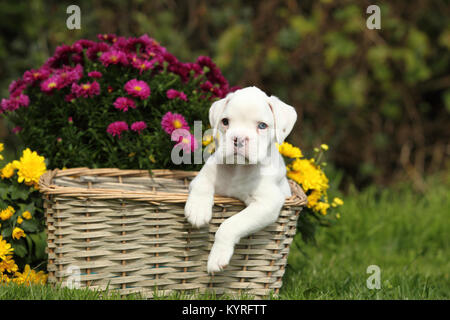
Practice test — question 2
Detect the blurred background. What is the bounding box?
[0,0,449,190]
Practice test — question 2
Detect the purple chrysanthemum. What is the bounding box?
[131,121,147,134]
[113,97,136,112]
[161,111,190,135]
[99,50,128,67]
[106,121,129,138]
[88,71,102,78]
[166,89,187,101]
[124,79,150,100]
[71,81,101,98]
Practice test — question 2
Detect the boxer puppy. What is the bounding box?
[184,86,297,273]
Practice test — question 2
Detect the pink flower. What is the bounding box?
[44,44,81,68]
[86,42,110,61]
[172,131,198,153]
[99,50,128,67]
[106,121,129,138]
[71,81,101,98]
[8,79,27,96]
[68,117,73,123]
[40,76,61,93]
[161,111,190,135]
[88,71,102,78]
[23,67,51,84]
[131,121,147,133]
[73,39,96,50]
[65,93,76,102]
[166,89,187,101]
[98,33,117,44]
[55,64,83,88]
[127,53,139,64]
[124,79,150,100]
[131,58,155,74]
[11,126,22,134]
[113,97,136,112]
[0,94,30,112]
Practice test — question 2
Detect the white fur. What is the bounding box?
[184,86,297,273]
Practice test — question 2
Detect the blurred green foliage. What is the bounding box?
[0,0,449,188]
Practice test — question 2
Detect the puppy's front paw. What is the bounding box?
[184,194,213,228]
[207,242,234,274]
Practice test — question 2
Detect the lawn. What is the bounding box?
[280,174,449,299]
[1,175,448,300]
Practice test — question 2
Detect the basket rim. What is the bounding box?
[38,167,307,206]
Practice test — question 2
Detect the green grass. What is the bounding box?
[0,283,256,300]
[0,283,142,300]
[1,175,448,299]
[280,175,450,299]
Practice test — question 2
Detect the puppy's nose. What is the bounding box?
[233,136,248,148]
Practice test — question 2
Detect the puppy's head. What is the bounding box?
[209,86,297,164]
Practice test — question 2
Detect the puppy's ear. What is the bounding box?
[268,95,297,144]
[209,93,233,137]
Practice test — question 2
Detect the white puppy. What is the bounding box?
[184,86,297,273]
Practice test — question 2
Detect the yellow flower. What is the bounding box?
[205,140,216,154]
[0,206,15,221]
[12,227,26,240]
[315,201,330,215]
[13,265,48,285]
[12,148,47,188]
[149,155,156,163]
[332,197,344,207]
[202,133,214,146]
[0,273,12,284]
[17,216,23,224]
[22,211,32,220]
[336,213,341,219]
[320,144,329,151]
[277,142,303,158]
[0,143,4,153]
[306,190,322,209]
[128,152,136,158]
[287,158,329,193]
[0,236,14,260]
[0,162,15,179]
[0,255,18,274]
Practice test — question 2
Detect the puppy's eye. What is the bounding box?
[258,122,268,129]
[221,118,229,126]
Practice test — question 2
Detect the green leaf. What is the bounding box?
[29,232,47,260]
[12,241,27,258]
[8,184,30,201]
[20,219,40,233]
[0,186,9,200]
[1,226,12,238]
[25,235,34,258]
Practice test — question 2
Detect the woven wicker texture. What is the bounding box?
[39,167,307,298]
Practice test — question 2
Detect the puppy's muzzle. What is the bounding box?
[233,136,247,148]
[232,136,249,153]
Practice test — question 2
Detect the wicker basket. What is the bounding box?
[38,167,307,298]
